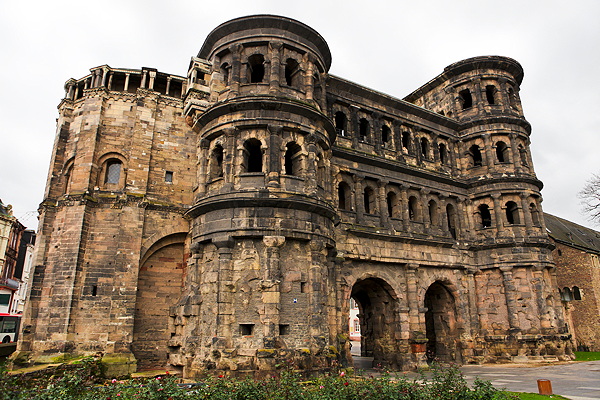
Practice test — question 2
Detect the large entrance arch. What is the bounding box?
[351,277,400,368]
[132,234,186,369]
[424,281,459,363]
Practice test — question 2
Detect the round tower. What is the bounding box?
[171,15,339,377]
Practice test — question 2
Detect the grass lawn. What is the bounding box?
[574,351,600,361]
[510,393,570,400]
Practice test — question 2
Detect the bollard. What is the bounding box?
[537,379,553,395]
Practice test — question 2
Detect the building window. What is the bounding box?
[496,141,509,163]
[402,131,411,153]
[469,145,483,167]
[381,125,391,145]
[338,182,352,211]
[486,85,496,105]
[363,186,375,214]
[386,191,397,218]
[479,204,492,228]
[210,145,224,179]
[247,54,265,83]
[560,287,573,302]
[505,201,520,225]
[284,142,302,176]
[239,324,254,336]
[573,286,582,300]
[530,202,540,226]
[353,319,360,333]
[284,58,300,87]
[408,196,419,221]
[446,204,457,239]
[438,143,448,165]
[104,159,122,184]
[428,200,438,226]
[359,118,369,142]
[165,171,173,183]
[459,88,473,109]
[279,324,290,335]
[420,137,429,159]
[335,112,347,136]
[221,62,230,85]
[243,139,262,173]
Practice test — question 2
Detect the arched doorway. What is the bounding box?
[132,234,186,370]
[424,281,458,363]
[351,278,400,368]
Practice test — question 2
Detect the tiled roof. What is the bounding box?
[544,213,600,254]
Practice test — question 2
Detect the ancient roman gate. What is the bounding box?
[19,15,572,378]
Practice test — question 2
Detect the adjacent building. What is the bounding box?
[18,15,573,377]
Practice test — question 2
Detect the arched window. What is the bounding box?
[386,191,397,218]
[243,139,262,173]
[529,202,540,226]
[408,196,419,221]
[561,287,572,302]
[359,118,369,142]
[496,141,509,163]
[335,112,347,136]
[284,58,300,87]
[247,54,265,83]
[338,182,352,211]
[363,186,375,214]
[478,204,492,228]
[438,143,448,165]
[505,201,520,225]
[105,159,122,184]
[284,142,302,176]
[508,87,518,110]
[381,125,391,145]
[402,131,411,153]
[459,88,473,109]
[486,85,496,105]
[63,158,74,194]
[210,145,224,179]
[446,204,457,239]
[428,200,438,225]
[420,137,429,159]
[573,286,582,300]
[469,145,483,167]
[221,63,230,86]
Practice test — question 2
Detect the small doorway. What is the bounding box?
[424,281,458,363]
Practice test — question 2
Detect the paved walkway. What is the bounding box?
[349,343,600,399]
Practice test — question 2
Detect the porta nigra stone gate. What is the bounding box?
[18,15,573,377]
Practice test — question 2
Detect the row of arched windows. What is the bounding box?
[560,286,582,302]
[476,200,540,229]
[468,141,528,168]
[219,54,304,89]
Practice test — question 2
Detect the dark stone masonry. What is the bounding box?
[16,15,573,377]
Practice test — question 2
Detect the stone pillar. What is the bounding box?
[148,71,156,91]
[215,238,235,346]
[266,125,282,188]
[350,105,360,148]
[268,41,282,93]
[229,44,242,96]
[166,77,172,96]
[509,132,520,173]
[482,134,494,168]
[107,72,113,90]
[196,139,210,199]
[492,194,503,234]
[309,240,326,337]
[422,190,430,230]
[305,138,318,195]
[262,236,285,340]
[378,180,389,228]
[101,68,109,87]
[222,128,236,191]
[400,185,410,231]
[500,266,519,332]
[140,70,147,89]
[124,73,130,92]
[405,264,422,337]
[304,54,315,101]
[532,265,549,330]
[520,192,534,233]
[353,175,365,224]
[465,268,480,336]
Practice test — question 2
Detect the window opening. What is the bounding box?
[300,282,307,293]
[92,285,98,296]
[420,137,429,158]
[338,182,351,211]
[386,191,397,218]
[211,145,224,178]
[518,144,528,166]
[508,87,518,110]
[428,200,438,225]
[335,112,347,136]
[284,58,300,87]
[243,139,262,173]
[439,143,447,165]
[561,287,572,302]
[573,286,582,300]
[479,204,492,228]
[402,131,411,152]
[530,202,540,225]
[505,201,519,225]
[105,159,122,184]
[408,196,418,221]
[247,54,265,83]
[239,324,254,336]
[165,171,173,183]
[486,85,496,105]
[363,187,375,214]
[284,142,302,176]
[470,145,483,167]
[459,89,473,109]
[446,204,457,239]
[359,118,369,142]
[279,324,290,335]
[381,125,391,144]
[221,63,230,85]
[496,141,509,163]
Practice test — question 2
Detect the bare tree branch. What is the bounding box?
[578,173,600,224]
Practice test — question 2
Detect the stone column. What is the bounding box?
[405,264,422,337]
[222,128,236,191]
[465,267,480,336]
[305,138,318,195]
[214,238,235,346]
[304,54,315,101]
[262,236,285,340]
[266,125,282,188]
[520,192,534,233]
[196,139,210,199]
[148,71,156,91]
[532,265,549,330]
[101,67,109,87]
[166,77,172,96]
[268,41,282,93]
[140,70,147,89]
[500,266,519,332]
[492,194,503,235]
[229,44,242,96]
[353,174,365,224]
[482,134,494,168]
[350,105,360,148]
[509,132,520,173]
[400,185,410,231]
[309,240,326,337]
[124,73,130,92]
[378,180,389,228]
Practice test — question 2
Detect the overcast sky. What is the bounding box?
[2,0,599,231]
